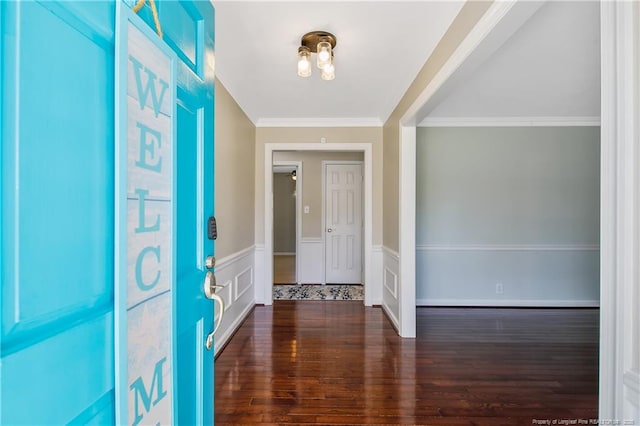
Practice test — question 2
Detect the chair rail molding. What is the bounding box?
[416,243,600,252]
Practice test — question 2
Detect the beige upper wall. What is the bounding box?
[382,1,493,252]
[255,127,383,245]
[382,122,400,252]
[273,151,364,238]
[215,79,256,258]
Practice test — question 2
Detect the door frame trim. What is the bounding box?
[321,161,364,284]
[272,160,303,284]
[599,0,639,417]
[264,143,373,306]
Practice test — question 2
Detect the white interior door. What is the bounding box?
[325,163,363,284]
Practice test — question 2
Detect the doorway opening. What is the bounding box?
[263,143,374,306]
[272,161,302,284]
[271,153,364,296]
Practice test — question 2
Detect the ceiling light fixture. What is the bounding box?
[297,31,337,80]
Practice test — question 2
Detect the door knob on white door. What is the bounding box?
[327,228,333,232]
[203,271,225,350]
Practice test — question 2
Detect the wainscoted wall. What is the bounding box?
[213,246,256,356]
[416,244,600,306]
[416,126,600,307]
[369,245,383,305]
[299,238,324,283]
[382,246,400,330]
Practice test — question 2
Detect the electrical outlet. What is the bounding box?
[495,283,504,295]
[304,206,310,214]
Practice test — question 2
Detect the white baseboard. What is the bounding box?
[381,302,399,331]
[416,243,600,252]
[416,298,600,307]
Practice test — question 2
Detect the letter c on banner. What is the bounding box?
[135,245,161,291]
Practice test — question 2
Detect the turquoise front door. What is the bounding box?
[1,1,215,424]
[1,2,118,423]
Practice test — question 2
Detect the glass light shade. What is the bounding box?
[297,48,312,77]
[316,40,332,69]
[321,62,335,81]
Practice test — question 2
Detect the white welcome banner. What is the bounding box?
[115,4,177,425]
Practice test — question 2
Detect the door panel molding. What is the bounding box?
[1,1,117,423]
[322,161,363,284]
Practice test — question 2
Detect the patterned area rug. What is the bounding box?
[273,284,364,301]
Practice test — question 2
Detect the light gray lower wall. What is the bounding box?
[416,126,600,306]
[273,173,296,253]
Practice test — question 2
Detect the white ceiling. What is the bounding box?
[214,1,465,126]
[421,1,600,125]
[214,1,601,128]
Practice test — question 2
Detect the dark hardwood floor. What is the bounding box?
[215,301,599,425]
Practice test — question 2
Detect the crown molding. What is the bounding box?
[418,116,601,127]
[255,117,383,128]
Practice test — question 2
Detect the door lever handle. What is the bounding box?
[204,271,224,298]
[203,271,225,350]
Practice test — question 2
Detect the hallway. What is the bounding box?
[214,302,599,425]
[274,255,296,284]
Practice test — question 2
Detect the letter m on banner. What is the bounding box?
[129,358,168,426]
